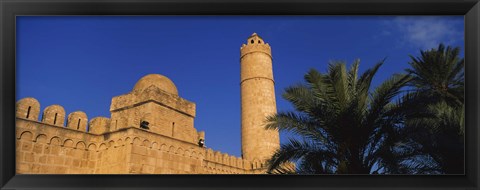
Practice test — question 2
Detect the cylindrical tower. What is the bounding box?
[240,33,280,162]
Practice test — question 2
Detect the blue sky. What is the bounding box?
[16,16,464,157]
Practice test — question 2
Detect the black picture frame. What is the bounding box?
[1,0,479,189]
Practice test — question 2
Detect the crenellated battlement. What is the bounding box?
[240,32,272,58]
[16,97,107,134]
[15,97,261,174]
[89,117,110,134]
[204,148,243,169]
[200,148,268,174]
[16,97,40,121]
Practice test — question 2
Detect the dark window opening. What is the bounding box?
[172,122,175,136]
[115,120,118,130]
[250,40,254,44]
[140,121,150,130]
[258,40,261,44]
[26,106,31,119]
[77,119,81,129]
[53,113,58,125]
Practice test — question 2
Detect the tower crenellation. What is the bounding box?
[240,36,271,59]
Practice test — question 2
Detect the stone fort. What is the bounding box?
[15,33,281,174]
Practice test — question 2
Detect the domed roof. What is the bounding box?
[133,74,178,95]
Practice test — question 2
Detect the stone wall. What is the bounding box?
[110,78,198,144]
[16,119,98,174]
[15,97,259,174]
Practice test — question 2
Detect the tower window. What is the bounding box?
[258,40,261,44]
[26,106,31,119]
[250,40,254,44]
[77,119,81,129]
[54,113,58,125]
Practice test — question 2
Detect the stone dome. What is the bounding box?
[133,74,178,95]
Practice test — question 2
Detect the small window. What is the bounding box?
[77,119,81,129]
[250,40,254,44]
[53,113,58,125]
[26,106,31,119]
[258,40,261,44]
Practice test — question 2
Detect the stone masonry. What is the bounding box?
[15,33,279,174]
[240,33,280,162]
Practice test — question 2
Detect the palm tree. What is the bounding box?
[265,60,410,174]
[406,44,464,108]
[396,102,464,174]
[396,44,465,174]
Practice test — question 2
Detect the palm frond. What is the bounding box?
[266,138,334,173]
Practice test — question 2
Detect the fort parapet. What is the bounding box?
[16,33,278,174]
[16,95,259,174]
[15,75,260,174]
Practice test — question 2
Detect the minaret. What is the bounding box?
[240,33,280,162]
